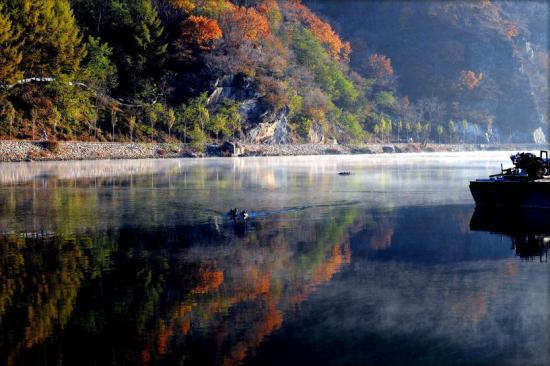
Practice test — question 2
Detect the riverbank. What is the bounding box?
[0,140,544,162]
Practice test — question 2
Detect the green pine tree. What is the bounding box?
[6,0,86,78]
[127,0,167,98]
[0,4,22,84]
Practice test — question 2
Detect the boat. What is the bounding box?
[469,150,550,208]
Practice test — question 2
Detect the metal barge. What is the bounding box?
[469,151,550,208]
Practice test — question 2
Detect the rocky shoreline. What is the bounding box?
[0,140,544,163]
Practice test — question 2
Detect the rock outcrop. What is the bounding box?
[208,74,290,144]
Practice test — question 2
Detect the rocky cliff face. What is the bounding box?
[208,74,291,144]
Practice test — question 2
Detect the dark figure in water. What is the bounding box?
[240,210,249,220]
[228,208,238,218]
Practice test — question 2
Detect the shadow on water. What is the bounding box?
[470,208,550,262]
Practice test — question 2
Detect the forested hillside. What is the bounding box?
[306,0,549,143]
[0,0,547,146]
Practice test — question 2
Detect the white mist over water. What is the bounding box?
[0,151,525,185]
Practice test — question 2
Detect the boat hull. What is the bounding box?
[469,180,550,209]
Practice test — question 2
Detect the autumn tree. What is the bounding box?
[504,20,519,39]
[169,0,196,14]
[366,54,394,81]
[458,70,483,90]
[256,0,283,31]
[193,0,234,18]
[286,1,350,61]
[221,6,270,45]
[204,5,270,75]
[180,15,223,50]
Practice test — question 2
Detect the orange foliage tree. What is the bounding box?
[180,15,223,50]
[191,267,224,294]
[504,21,519,39]
[286,1,351,61]
[458,70,483,90]
[223,6,270,43]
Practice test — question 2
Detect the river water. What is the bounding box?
[0,152,548,366]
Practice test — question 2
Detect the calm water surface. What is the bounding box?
[0,152,548,366]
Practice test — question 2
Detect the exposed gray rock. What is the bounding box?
[246,108,290,144]
[309,124,325,144]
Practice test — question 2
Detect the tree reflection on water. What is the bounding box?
[0,155,547,366]
[0,205,359,366]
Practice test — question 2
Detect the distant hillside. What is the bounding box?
[0,0,547,146]
[306,0,549,142]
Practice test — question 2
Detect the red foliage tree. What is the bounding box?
[367,54,394,80]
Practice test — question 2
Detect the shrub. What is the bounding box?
[167,143,180,153]
[375,91,396,109]
[189,125,207,152]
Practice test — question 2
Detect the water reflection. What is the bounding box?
[0,154,548,366]
[471,208,550,262]
[0,208,356,366]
